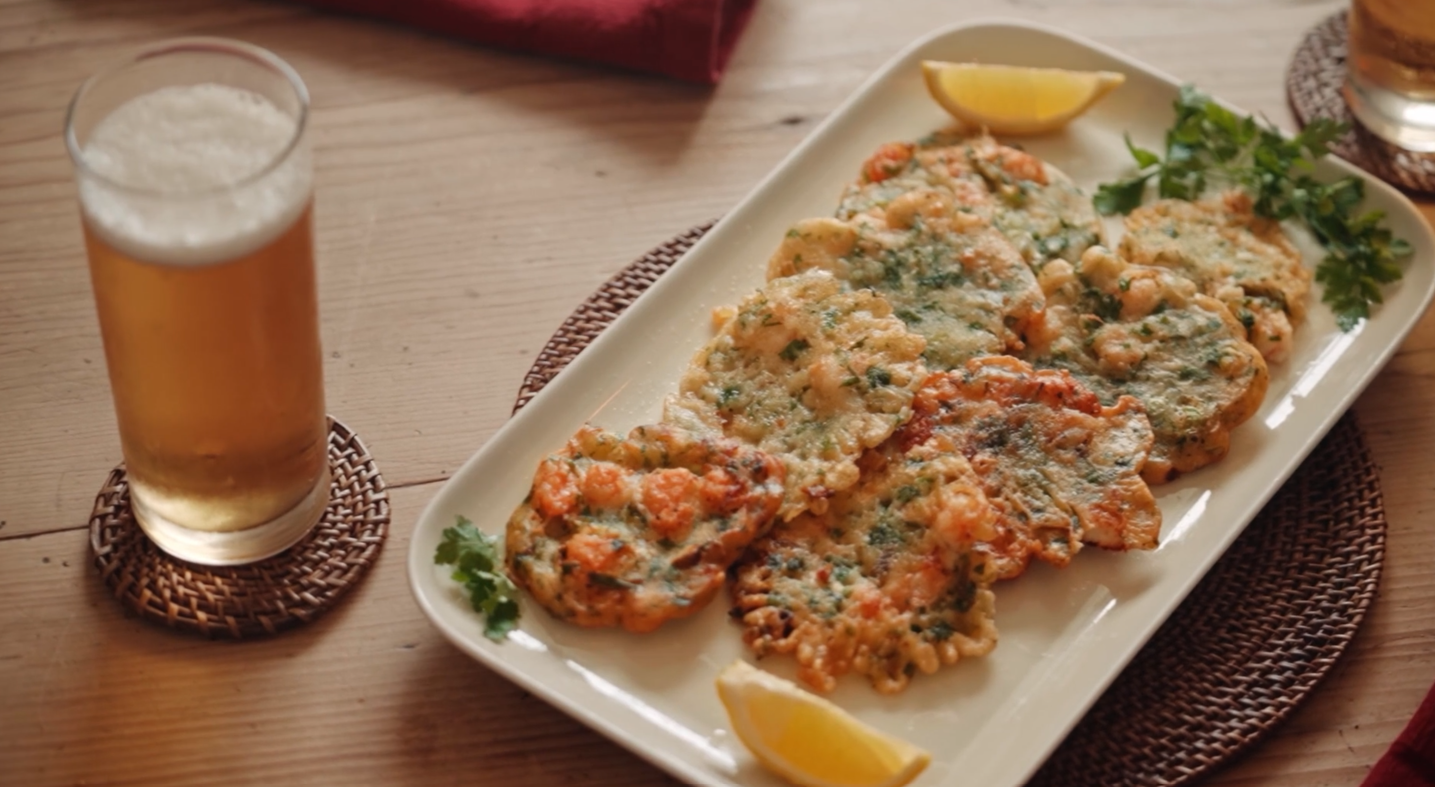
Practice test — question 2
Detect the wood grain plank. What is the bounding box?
[0,483,681,787]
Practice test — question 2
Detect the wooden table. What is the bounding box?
[3,1,1433,784]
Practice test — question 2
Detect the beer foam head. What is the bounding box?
[79,83,312,266]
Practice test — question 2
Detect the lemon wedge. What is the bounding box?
[922,61,1125,135]
[715,660,931,787]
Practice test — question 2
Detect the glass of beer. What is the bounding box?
[66,39,329,565]
[1346,0,1435,151]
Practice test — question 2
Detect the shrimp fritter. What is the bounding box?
[1119,193,1310,363]
[965,135,1106,268]
[1024,247,1269,484]
[667,270,927,520]
[730,440,999,694]
[897,356,1160,580]
[836,134,1104,267]
[769,191,1043,370]
[505,424,785,634]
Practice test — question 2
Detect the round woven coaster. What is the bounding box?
[89,418,390,639]
[515,224,1389,786]
[1288,10,1435,194]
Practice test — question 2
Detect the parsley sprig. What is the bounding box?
[1094,85,1410,330]
[434,516,520,641]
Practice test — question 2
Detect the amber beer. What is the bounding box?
[1347,0,1435,151]
[68,41,327,564]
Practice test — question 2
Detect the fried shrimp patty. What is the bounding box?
[505,424,785,633]
[1119,193,1310,363]
[897,356,1160,580]
[730,440,999,694]
[769,190,1043,370]
[667,270,928,520]
[1024,247,1269,484]
[836,134,1104,268]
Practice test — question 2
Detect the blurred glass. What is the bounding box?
[1346,0,1435,151]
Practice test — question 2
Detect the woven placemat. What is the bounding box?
[515,224,1389,786]
[1288,10,1435,194]
[89,418,390,639]
[1028,411,1383,786]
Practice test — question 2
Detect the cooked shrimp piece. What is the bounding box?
[640,468,699,538]
[862,142,916,183]
[1243,298,1294,364]
[971,142,1048,185]
[580,462,630,509]
[1091,327,1148,377]
[532,458,577,518]
[883,188,953,230]
[566,532,624,573]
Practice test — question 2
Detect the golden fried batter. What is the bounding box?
[667,270,927,520]
[836,134,1104,267]
[505,424,785,634]
[505,129,1289,657]
[1024,247,1269,484]
[730,439,998,694]
[1119,193,1310,363]
[897,357,1160,580]
[769,190,1043,370]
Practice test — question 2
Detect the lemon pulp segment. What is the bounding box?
[922,61,1125,135]
[715,661,931,787]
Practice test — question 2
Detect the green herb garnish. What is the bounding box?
[434,516,520,641]
[1094,84,1409,329]
[779,339,810,362]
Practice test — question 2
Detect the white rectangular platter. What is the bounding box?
[408,19,1435,787]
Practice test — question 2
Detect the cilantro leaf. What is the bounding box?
[1093,83,1411,330]
[1093,174,1151,215]
[435,516,521,641]
[1124,133,1161,169]
[1295,176,1406,329]
[1296,118,1346,159]
[779,339,810,362]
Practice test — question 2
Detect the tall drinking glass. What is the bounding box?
[1346,0,1435,151]
[66,39,329,565]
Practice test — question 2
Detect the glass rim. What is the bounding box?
[64,36,311,200]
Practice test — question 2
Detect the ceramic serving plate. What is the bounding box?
[409,19,1435,787]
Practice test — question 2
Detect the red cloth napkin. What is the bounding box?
[1363,680,1435,786]
[298,0,757,84]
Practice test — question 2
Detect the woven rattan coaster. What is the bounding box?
[516,224,1389,786]
[1288,11,1435,194]
[89,418,389,639]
